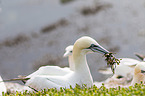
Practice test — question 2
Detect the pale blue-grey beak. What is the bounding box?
[88,44,109,54]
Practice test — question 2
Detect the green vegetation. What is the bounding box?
[3,83,145,96]
[104,53,121,73]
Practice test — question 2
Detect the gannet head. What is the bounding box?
[134,62,145,75]
[131,62,145,85]
[73,36,109,54]
[63,45,73,57]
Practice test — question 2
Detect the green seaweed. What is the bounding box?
[104,53,121,73]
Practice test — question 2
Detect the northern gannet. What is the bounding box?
[25,36,110,91]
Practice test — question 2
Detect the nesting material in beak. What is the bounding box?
[104,53,121,74]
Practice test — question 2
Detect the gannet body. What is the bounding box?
[25,36,110,91]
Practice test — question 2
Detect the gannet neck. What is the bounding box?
[73,47,91,75]
[73,51,87,71]
[73,48,93,85]
[68,55,74,71]
[134,65,141,75]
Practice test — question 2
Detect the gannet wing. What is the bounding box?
[27,66,72,78]
[119,58,140,66]
[25,75,70,91]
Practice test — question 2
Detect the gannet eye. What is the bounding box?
[86,44,98,49]
[116,75,124,79]
[91,44,98,47]
[70,51,72,53]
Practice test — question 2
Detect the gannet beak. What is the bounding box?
[135,53,145,61]
[141,70,145,73]
[63,51,72,57]
[63,51,69,57]
[88,44,109,54]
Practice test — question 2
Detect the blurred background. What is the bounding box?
[0,0,145,83]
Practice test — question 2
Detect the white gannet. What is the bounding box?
[63,45,74,71]
[0,76,7,95]
[131,62,145,85]
[25,36,110,91]
[26,45,74,78]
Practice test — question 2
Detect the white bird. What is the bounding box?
[131,62,145,85]
[25,36,110,91]
[26,45,74,78]
[63,45,74,71]
[0,76,7,95]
